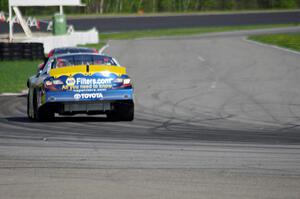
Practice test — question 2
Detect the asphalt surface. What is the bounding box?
[0,11,300,34]
[1,28,300,198]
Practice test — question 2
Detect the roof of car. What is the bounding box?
[47,47,99,58]
[54,53,112,58]
[53,47,93,50]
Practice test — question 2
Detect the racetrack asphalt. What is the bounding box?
[0,10,300,34]
[0,28,300,198]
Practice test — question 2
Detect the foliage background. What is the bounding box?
[0,0,300,15]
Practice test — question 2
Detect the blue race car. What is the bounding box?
[27,53,134,121]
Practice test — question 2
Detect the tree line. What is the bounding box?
[82,0,300,14]
[0,0,300,15]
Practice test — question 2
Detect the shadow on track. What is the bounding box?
[3,116,300,145]
[1,97,300,145]
[5,116,117,123]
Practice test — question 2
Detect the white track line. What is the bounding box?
[211,81,217,89]
[197,56,206,62]
[244,38,300,56]
[198,55,218,89]
[0,90,27,97]
[0,93,25,96]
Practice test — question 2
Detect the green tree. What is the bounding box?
[223,0,237,10]
[1,0,300,15]
[200,0,218,10]
[157,0,173,12]
[0,0,8,12]
[273,0,298,8]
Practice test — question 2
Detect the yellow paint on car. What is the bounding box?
[49,65,127,78]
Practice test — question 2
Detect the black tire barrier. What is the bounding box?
[0,42,45,61]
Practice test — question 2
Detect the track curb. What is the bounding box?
[244,38,300,56]
[0,89,28,97]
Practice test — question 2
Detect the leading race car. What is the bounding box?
[27,53,134,121]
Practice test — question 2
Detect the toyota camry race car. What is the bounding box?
[27,53,134,121]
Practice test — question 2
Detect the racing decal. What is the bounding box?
[74,93,104,100]
[44,71,129,93]
[66,77,76,86]
[74,93,81,100]
[76,77,113,85]
[45,72,130,93]
[46,89,133,102]
[61,74,115,91]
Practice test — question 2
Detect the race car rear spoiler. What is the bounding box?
[50,65,126,78]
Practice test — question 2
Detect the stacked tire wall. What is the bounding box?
[0,43,45,61]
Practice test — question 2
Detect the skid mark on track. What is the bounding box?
[198,55,218,90]
[276,103,300,132]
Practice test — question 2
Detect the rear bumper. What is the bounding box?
[41,100,134,115]
[44,89,133,103]
[41,89,134,115]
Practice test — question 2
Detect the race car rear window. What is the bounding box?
[54,55,117,68]
[55,48,95,55]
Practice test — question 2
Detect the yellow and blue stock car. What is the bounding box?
[27,53,134,121]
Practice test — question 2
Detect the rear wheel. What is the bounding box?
[33,89,54,122]
[106,111,119,121]
[107,101,134,121]
[36,106,55,122]
[27,92,33,120]
[120,104,134,121]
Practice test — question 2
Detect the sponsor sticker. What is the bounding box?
[74,93,104,100]
[76,78,113,85]
[66,77,76,86]
[63,77,113,91]
[74,93,81,100]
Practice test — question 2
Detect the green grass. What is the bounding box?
[83,23,300,49]
[249,33,300,52]
[0,60,42,93]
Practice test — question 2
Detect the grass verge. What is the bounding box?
[249,33,300,52]
[0,60,41,93]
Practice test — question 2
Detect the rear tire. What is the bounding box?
[27,93,33,120]
[106,111,119,121]
[33,89,54,122]
[36,106,55,122]
[107,101,134,121]
[120,104,134,121]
